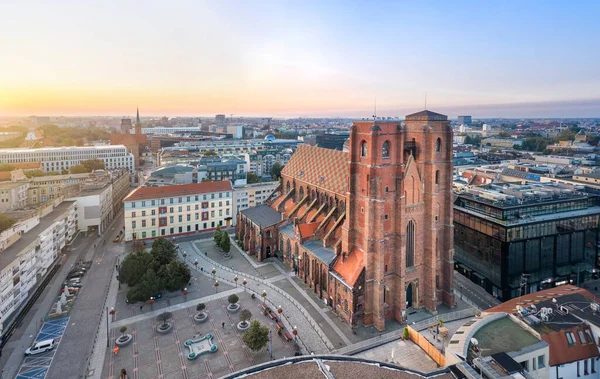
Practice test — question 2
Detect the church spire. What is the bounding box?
[136,106,140,125]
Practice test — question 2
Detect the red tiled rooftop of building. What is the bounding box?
[124,181,232,202]
[333,248,365,287]
[299,222,319,239]
[280,145,349,196]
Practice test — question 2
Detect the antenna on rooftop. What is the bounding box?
[372,97,377,121]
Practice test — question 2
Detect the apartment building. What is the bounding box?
[0,181,29,212]
[0,145,135,173]
[123,181,233,241]
[232,181,278,224]
[0,201,77,335]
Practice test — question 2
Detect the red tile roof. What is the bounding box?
[486,285,600,366]
[281,145,349,196]
[124,181,232,202]
[299,222,319,239]
[333,248,364,287]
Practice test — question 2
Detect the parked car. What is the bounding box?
[25,339,55,355]
[152,292,163,299]
[67,272,85,279]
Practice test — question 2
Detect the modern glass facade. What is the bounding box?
[454,188,600,301]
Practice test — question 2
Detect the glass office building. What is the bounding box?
[454,183,600,300]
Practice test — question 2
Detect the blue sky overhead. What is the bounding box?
[0,0,598,117]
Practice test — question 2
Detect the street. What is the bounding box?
[453,270,501,310]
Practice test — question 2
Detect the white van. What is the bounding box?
[24,339,55,355]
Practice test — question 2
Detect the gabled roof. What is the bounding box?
[333,248,364,287]
[240,204,282,227]
[405,110,448,121]
[281,145,349,196]
[299,222,319,239]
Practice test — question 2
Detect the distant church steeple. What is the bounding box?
[135,107,142,134]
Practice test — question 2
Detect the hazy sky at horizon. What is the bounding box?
[1,0,599,118]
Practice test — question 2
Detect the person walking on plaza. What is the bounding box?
[222,322,225,329]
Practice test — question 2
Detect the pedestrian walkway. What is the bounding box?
[184,240,334,353]
[110,288,243,329]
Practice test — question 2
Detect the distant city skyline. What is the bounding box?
[1,1,599,118]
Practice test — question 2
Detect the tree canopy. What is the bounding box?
[271,162,283,180]
[120,238,191,302]
[81,159,105,172]
[242,320,269,352]
[0,214,16,234]
[247,172,260,184]
[69,164,89,174]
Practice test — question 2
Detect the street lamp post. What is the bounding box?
[234,275,238,287]
[214,281,219,293]
[183,288,188,301]
[261,290,267,305]
[212,268,216,281]
[242,279,247,292]
[149,297,155,311]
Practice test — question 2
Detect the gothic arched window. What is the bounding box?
[406,220,415,268]
[435,170,440,185]
[436,138,441,153]
[382,140,390,158]
[361,141,368,158]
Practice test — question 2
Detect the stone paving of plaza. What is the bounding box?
[98,236,474,378]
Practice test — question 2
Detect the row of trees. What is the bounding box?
[213,226,231,253]
[119,238,191,302]
[69,159,105,174]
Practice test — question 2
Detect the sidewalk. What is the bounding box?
[1,232,103,379]
[184,240,334,353]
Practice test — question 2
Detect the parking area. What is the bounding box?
[15,317,70,379]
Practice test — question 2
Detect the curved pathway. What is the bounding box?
[180,240,335,353]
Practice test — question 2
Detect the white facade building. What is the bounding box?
[0,201,77,335]
[0,145,135,173]
[123,181,233,241]
[141,126,201,135]
[232,181,279,225]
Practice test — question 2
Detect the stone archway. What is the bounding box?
[406,280,419,309]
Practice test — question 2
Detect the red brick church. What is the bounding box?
[236,110,455,330]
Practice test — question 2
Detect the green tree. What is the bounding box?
[213,226,222,245]
[228,294,239,304]
[221,234,231,253]
[119,252,153,287]
[0,164,16,172]
[202,150,218,158]
[160,260,191,292]
[240,309,252,324]
[24,170,45,178]
[242,320,270,352]
[196,303,206,312]
[138,268,162,296]
[157,312,172,327]
[588,133,600,146]
[150,238,178,267]
[69,164,90,174]
[271,162,283,180]
[60,137,75,147]
[81,159,105,172]
[496,131,511,138]
[119,326,128,336]
[247,172,260,184]
[0,214,16,234]
[464,135,483,146]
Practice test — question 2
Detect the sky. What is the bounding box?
[0,0,599,118]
